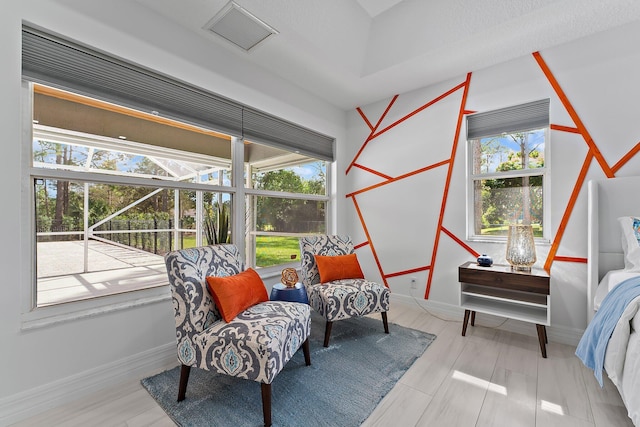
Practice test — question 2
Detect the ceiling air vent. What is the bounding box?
[203,1,278,52]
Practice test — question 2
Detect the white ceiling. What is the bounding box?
[134,0,640,110]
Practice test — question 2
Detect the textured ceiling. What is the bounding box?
[134,0,640,110]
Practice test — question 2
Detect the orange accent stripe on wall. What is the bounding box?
[612,141,640,173]
[345,159,450,198]
[372,82,466,140]
[354,241,370,250]
[551,124,581,134]
[356,106,374,131]
[384,265,430,279]
[441,226,480,258]
[554,256,587,264]
[533,52,614,178]
[352,164,393,180]
[351,196,388,287]
[425,72,472,299]
[544,151,594,272]
[347,95,399,175]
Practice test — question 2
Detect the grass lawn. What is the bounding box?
[175,235,304,268]
[256,236,300,267]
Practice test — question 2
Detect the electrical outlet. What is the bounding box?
[410,277,417,289]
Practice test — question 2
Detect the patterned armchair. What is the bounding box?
[299,235,390,347]
[164,244,311,427]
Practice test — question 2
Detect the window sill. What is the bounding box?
[467,236,551,246]
[255,261,302,281]
[21,285,171,331]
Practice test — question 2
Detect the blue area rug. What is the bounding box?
[141,314,436,427]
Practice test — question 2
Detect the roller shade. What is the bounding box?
[467,99,549,140]
[22,25,334,161]
[242,109,334,161]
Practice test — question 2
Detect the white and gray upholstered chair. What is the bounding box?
[299,235,390,347]
[164,244,311,427]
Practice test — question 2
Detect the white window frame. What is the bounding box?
[466,128,550,243]
[20,81,332,328]
[243,149,331,273]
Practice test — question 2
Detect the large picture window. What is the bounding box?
[466,100,549,241]
[28,84,330,307]
[22,26,333,311]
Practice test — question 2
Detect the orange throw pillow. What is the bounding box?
[206,268,268,322]
[314,253,365,283]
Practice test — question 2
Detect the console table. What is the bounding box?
[458,261,550,358]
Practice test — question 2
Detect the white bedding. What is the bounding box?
[597,273,640,426]
[595,270,640,309]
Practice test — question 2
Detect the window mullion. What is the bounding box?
[31,167,235,195]
[471,168,545,180]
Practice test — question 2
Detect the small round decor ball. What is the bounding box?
[281,268,299,288]
[477,254,493,267]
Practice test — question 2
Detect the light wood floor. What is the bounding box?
[12,300,635,427]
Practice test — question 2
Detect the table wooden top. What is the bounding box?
[459,261,550,294]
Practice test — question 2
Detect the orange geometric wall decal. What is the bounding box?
[550,124,580,134]
[347,48,640,303]
[554,256,588,264]
[534,51,640,273]
[441,226,480,259]
[347,82,466,176]
[533,52,614,179]
[351,163,393,180]
[612,141,640,173]
[384,266,431,279]
[348,95,399,175]
[369,82,467,141]
[350,196,388,287]
[425,73,472,299]
[347,73,472,299]
[354,241,369,250]
[543,151,594,272]
[346,76,470,294]
[345,159,451,198]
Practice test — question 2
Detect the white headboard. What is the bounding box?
[587,176,640,322]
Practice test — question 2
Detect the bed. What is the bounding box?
[581,176,640,426]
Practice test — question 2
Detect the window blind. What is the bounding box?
[22,25,334,161]
[466,99,549,140]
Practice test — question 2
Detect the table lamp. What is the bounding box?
[505,224,536,271]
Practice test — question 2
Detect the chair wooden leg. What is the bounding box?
[381,311,389,334]
[323,321,333,347]
[177,364,191,402]
[261,382,272,427]
[302,338,311,366]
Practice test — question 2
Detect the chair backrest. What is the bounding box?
[164,244,243,337]
[299,235,353,287]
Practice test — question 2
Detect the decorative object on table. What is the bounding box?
[299,235,390,347]
[141,315,436,427]
[163,244,311,427]
[476,254,493,267]
[281,267,299,288]
[505,224,537,271]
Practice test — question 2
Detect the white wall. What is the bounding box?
[344,20,640,344]
[0,0,345,424]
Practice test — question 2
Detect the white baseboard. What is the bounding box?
[0,341,177,426]
[390,293,584,347]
